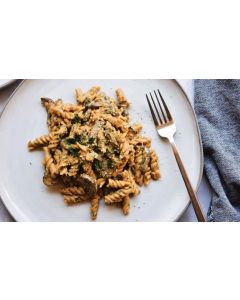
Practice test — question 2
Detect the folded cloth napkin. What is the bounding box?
[194,80,240,221]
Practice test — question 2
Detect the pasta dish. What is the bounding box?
[28,87,160,220]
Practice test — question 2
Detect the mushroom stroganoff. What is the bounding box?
[28,87,160,220]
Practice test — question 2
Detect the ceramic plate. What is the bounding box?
[0,80,16,89]
[0,80,203,221]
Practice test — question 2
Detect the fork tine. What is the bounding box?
[146,94,159,127]
[154,90,167,123]
[150,92,163,125]
[158,90,173,121]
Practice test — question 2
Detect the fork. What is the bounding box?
[146,90,205,222]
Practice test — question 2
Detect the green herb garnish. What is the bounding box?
[68,147,79,157]
[71,114,81,124]
[65,138,76,145]
[107,159,114,168]
[75,134,81,142]
[93,159,102,170]
[74,134,87,145]
[88,137,95,144]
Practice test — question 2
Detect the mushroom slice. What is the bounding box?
[41,97,54,111]
[43,172,57,186]
[41,97,54,105]
[78,173,97,197]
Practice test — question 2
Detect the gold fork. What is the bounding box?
[146,89,205,222]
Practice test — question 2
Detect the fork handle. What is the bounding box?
[170,141,206,222]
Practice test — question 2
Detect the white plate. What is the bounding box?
[0,80,203,221]
[0,79,16,89]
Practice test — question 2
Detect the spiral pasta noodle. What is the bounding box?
[90,195,100,220]
[134,146,144,186]
[61,186,85,196]
[150,150,161,180]
[43,147,57,177]
[107,179,130,189]
[116,88,130,108]
[104,188,132,204]
[48,133,60,150]
[28,134,52,150]
[122,196,130,215]
[64,194,87,205]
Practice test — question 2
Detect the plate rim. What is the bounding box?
[0,79,17,89]
[0,79,204,221]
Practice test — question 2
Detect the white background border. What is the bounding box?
[1,0,240,299]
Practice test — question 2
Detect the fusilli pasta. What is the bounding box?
[28,87,160,220]
[150,150,161,180]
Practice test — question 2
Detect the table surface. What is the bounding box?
[0,80,212,222]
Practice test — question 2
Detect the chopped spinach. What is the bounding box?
[88,137,95,144]
[65,138,76,145]
[71,114,81,124]
[107,159,114,169]
[74,134,81,143]
[68,147,79,157]
[73,134,87,145]
[93,159,102,170]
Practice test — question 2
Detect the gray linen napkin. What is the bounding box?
[194,80,240,221]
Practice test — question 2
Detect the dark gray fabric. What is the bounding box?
[194,80,240,221]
